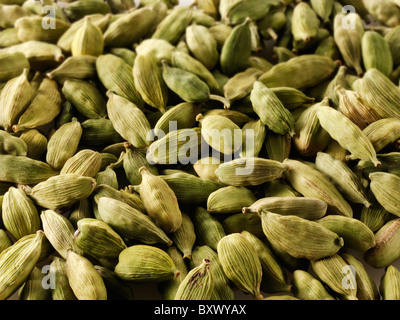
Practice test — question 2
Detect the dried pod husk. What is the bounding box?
[271,46,296,64]
[12,78,62,133]
[220,17,251,76]
[14,16,69,43]
[0,68,34,131]
[74,218,127,260]
[110,47,136,67]
[138,166,182,233]
[55,101,74,130]
[174,258,214,300]
[22,0,67,21]
[310,0,333,22]
[324,139,349,163]
[323,66,350,110]
[363,118,400,153]
[360,199,393,233]
[341,252,380,300]
[96,54,144,109]
[207,186,256,214]
[217,233,263,299]
[363,0,400,27]
[0,229,12,253]
[114,245,180,282]
[71,16,104,57]
[369,172,400,217]
[60,149,102,177]
[224,68,263,106]
[192,206,226,252]
[162,62,224,105]
[333,13,363,76]
[97,197,172,247]
[361,30,393,77]
[315,36,340,62]
[263,179,301,198]
[222,212,264,239]
[171,212,196,260]
[18,266,50,300]
[257,8,286,42]
[81,118,124,147]
[293,99,331,158]
[291,270,335,300]
[202,109,250,127]
[134,38,174,63]
[153,101,202,135]
[0,28,21,48]
[316,105,380,166]
[215,157,286,187]
[310,254,358,300]
[46,118,82,170]
[171,51,221,94]
[317,215,375,252]
[63,0,111,22]
[315,152,371,207]
[189,245,234,300]
[106,92,151,149]
[50,256,77,300]
[65,249,107,300]
[103,7,157,48]
[156,170,224,207]
[185,23,218,70]
[19,129,47,160]
[26,174,96,211]
[92,184,145,217]
[158,246,189,300]
[0,41,65,71]
[270,87,314,111]
[0,4,30,28]
[133,53,168,113]
[0,230,44,300]
[364,218,400,269]
[0,51,30,82]
[193,156,221,182]
[146,127,202,166]
[291,2,320,43]
[241,230,290,294]
[380,265,400,300]
[40,209,83,260]
[123,144,158,186]
[336,85,381,130]
[260,211,344,260]
[99,152,118,170]
[243,196,327,220]
[239,119,266,158]
[57,14,111,53]
[69,198,93,229]
[282,158,353,217]
[94,265,134,300]
[208,23,232,49]
[352,68,400,119]
[151,5,193,44]
[2,186,40,240]
[197,113,242,155]
[62,79,106,119]
[259,54,338,90]
[0,154,58,185]
[0,130,27,156]
[264,132,291,163]
[385,25,400,67]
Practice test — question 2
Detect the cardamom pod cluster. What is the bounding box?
[1,0,400,302]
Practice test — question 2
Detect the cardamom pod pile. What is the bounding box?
[1,0,400,301]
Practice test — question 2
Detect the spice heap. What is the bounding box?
[1,0,400,300]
